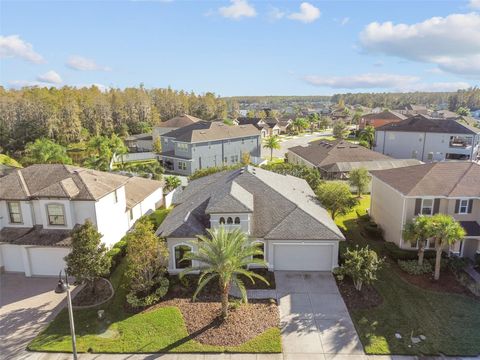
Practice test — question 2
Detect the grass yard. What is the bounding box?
[335,196,480,356]
[28,259,281,354]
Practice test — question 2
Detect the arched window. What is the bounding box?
[219,217,225,224]
[174,244,192,269]
[253,241,265,261]
[227,217,233,224]
[234,217,240,224]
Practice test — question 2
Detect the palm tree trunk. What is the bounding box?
[270,148,273,161]
[434,240,442,280]
[221,282,230,319]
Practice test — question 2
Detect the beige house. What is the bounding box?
[370,162,480,259]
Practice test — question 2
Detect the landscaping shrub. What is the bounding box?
[125,277,169,308]
[364,222,383,240]
[261,162,323,189]
[447,257,470,274]
[106,239,128,274]
[384,242,436,261]
[398,260,433,275]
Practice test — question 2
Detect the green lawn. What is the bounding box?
[29,259,281,354]
[335,197,480,356]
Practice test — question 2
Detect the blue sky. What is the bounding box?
[1,0,480,96]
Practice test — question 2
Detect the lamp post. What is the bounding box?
[55,270,77,360]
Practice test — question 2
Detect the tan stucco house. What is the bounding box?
[370,162,480,259]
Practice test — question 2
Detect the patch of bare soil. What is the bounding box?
[152,298,279,346]
[72,278,113,306]
[393,263,476,299]
[336,276,382,310]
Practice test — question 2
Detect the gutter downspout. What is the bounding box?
[421,132,427,162]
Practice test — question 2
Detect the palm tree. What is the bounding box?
[292,117,308,133]
[164,175,181,192]
[403,216,431,265]
[263,135,281,161]
[359,125,375,149]
[180,227,268,319]
[427,214,466,280]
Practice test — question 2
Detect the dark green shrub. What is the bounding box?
[383,242,436,261]
[398,260,432,275]
[364,223,384,239]
[447,257,470,274]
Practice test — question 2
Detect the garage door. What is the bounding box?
[0,244,24,272]
[29,247,70,276]
[273,243,334,271]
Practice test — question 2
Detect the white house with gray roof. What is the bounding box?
[0,164,164,277]
[156,166,344,273]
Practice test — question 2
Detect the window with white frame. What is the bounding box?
[421,199,433,215]
[47,204,66,225]
[7,201,22,224]
[177,161,187,170]
[459,199,469,214]
[177,143,188,151]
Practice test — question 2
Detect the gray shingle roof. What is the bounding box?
[0,226,72,247]
[376,114,480,134]
[156,114,202,128]
[157,166,344,241]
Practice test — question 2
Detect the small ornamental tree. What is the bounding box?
[164,175,182,192]
[241,151,251,165]
[336,246,384,291]
[333,121,349,139]
[125,221,169,308]
[348,167,371,197]
[316,181,358,220]
[65,220,110,293]
[359,125,375,149]
[403,215,431,265]
[152,137,162,154]
[263,136,281,161]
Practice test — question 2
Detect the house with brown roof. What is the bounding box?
[152,114,202,139]
[236,117,282,137]
[286,139,421,179]
[159,121,262,176]
[370,162,480,259]
[374,114,480,162]
[0,164,163,276]
[359,110,407,129]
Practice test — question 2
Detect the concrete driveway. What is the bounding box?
[276,271,365,359]
[0,273,67,359]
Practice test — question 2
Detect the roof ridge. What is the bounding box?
[70,166,97,200]
[16,169,31,197]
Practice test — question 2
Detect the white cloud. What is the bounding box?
[304,73,419,89]
[359,13,480,76]
[219,0,256,19]
[0,35,44,63]
[303,72,471,92]
[268,7,285,21]
[36,70,62,84]
[288,2,320,23]
[469,0,480,9]
[66,55,111,71]
[340,17,350,26]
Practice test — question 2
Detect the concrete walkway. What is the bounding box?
[276,271,364,358]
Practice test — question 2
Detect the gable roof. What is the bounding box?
[376,114,480,134]
[362,110,407,121]
[289,140,392,169]
[162,121,260,143]
[156,166,344,241]
[156,114,202,128]
[124,176,163,210]
[0,164,162,202]
[371,162,480,197]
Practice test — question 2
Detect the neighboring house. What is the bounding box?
[158,121,261,176]
[374,115,480,162]
[156,166,344,273]
[236,117,281,137]
[370,162,480,259]
[124,133,153,152]
[152,114,202,139]
[430,109,458,119]
[359,110,407,129]
[0,164,163,276]
[395,104,430,116]
[287,140,422,179]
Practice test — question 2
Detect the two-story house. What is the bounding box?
[236,117,282,138]
[158,121,261,176]
[370,162,480,259]
[374,115,480,162]
[156,166,344,273]
[152,114,202,139]
[0,164,163,276]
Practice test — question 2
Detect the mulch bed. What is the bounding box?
[336,276,382,310]
[72,278,113,306]
[152,298,279,346]
[393,263,476,299]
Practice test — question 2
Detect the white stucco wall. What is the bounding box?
[73,201,97,226]
[95,186,129,247]
[0,200,34,228]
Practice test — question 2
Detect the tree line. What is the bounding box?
[0,86,227,154]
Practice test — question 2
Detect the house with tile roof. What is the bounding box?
[359,110,407,129]
[0,164,163,276]
[370,162,480,259]
[156,166,344,273]
[287,139,422,179]
[373,114,480,162]
[158,120,262,176]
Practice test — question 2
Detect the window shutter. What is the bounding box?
[454,199,460,214]
[433,199,440,214]
[414,198,422,215]
[468,199,473,214]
